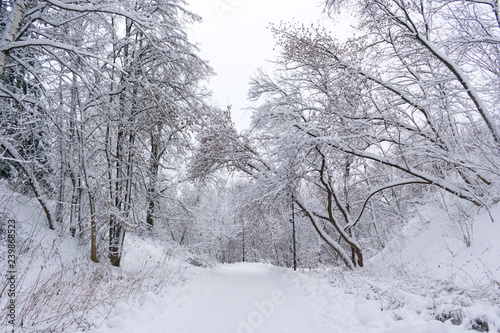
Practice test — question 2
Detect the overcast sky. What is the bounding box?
[186,0,352,131]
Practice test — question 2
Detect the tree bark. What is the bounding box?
[146,127,161,229]
[0,0,28,77]
[109,125,125,267]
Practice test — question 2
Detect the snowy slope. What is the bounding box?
[365,205,500,288]
[0,184,192,332]
[347,204,500,333]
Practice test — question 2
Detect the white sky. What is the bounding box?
[186,0,353,132]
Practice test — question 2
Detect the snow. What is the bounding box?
[90,204,499,333]
[365,204,500,287]
[96,263,345,333]
[1,184,499,332]
[92,260,476,333]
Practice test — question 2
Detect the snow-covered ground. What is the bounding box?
[92,205,500,333]
[1,185,499,332]
[92,262,460,333]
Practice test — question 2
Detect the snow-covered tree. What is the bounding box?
[190,0,500,269]
[0,0,211,266]
[242,0,500,268]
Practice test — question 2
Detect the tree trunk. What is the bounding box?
[109,125,125,267]
[55,81,66,226]
[146,127,161,229]
[109,214,124,267]
[317,150,364,267]
[1,141,54,230]
[108,17,135,268]
[69,170,80,237]
[88,193,98,263]
[55,135,66,226]
[0,0,28,77]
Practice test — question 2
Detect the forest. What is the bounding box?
[2,0,500,331]
[1,0,499,274]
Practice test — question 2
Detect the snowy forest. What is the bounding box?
[1,0,500,332]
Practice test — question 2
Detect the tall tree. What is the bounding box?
[0,0,211,266]
[246,0,500,267]
[191,0,500,268]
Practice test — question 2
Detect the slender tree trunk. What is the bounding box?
[54,80,66,225]
[55,131,66,226]
[1,141,54,230]
[108,17,136,268]
[109,121,133,267]
[77,88,98,262]
[125,131,134,215]
[69,171,80,237]
[0,0,28,77]
[67,72,83,237]
[146,127,161,228]
[317,151,364,267]
[109,213,125,266]
[88,191,98,263]
[109,125,125,267]
[343,156,358,266]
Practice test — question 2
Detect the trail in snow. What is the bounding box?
[93,263,458,333]
[95,263,357,333]
[157,264,326,333]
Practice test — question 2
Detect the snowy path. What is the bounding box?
[155,264,329,333]
[95,263,359,333]
[94,263,458,333]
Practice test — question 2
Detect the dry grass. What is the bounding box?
[0,247,187,332]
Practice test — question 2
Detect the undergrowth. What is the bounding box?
[327,264,500,332]
[0,235,187,332]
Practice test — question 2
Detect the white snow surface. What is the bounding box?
[94,262,455,333]
[366,205,500,287]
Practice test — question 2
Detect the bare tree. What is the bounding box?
[241,0,500,267]
[190,1,500,268]
[1,0,211,266]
